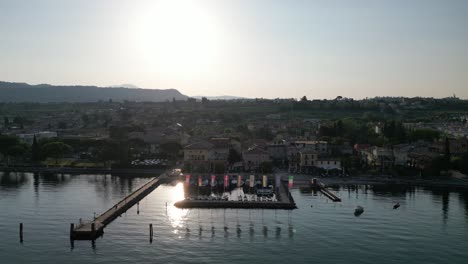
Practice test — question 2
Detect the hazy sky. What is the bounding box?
[0,0,467,99]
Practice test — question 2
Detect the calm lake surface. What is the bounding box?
[1,172,467,264]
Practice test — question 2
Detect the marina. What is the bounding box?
[174,182,296,209]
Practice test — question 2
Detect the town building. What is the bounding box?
[242,145,271,172]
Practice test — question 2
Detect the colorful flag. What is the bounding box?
[185,174,190,186]
[237,175,242,188]
[224,175,229,188]
[198,176,202,187]
[249,175,255,188]
[288,175,294,188]
[262,175,267,188]
[211,175,215,187]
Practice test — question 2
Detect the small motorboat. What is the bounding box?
[393,202,400,209]
[354,206,364,216]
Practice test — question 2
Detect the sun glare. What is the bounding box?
[167,182,188,228]
[133,0,223,77]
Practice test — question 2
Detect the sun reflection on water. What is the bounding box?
[167,182,188,229]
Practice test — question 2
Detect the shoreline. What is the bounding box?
[1,166,468,190]
[286,174,468,190]
[0,166,166,176]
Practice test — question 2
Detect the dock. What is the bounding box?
[311,178,341,202]
[174,182,296,210]
[71,175,166,240]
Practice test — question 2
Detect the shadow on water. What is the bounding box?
[459,191,468,220]
[429,189,450,224]
[369,184,417,198]
[0,171,29,189]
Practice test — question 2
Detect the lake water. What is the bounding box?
[1,172,467,264]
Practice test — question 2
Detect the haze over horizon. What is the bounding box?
[1,0,467,99]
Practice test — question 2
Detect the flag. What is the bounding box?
[224,175,229,188]
[211,175,215,187]
[185,174,190,186]
[237,175,242,188]
[198,176,202,187]
[262,175,267,188]
[288,175,294,188]
[249,175,255,188]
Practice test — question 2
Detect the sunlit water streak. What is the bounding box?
[0,172,467,263]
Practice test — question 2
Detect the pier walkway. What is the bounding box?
[311,179,341,202]
[71,174,167,240]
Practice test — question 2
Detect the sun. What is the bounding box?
[132,0,223,77]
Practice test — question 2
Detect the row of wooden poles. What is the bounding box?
[19,222,293,244]
[18,222,152,243]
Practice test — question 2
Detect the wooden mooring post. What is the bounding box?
[19,223,23,243]
[149,224,153,243]
[70,223,74,238]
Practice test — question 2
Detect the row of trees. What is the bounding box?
[0,134,73,165]
[318,119,441,146]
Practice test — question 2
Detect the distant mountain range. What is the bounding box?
[109,84,140,89]
[0,81,188,102]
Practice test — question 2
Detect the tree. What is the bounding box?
[260,161,273,173]
[256,127,274,141]
[3,117,9,128]
[95,140,120,167]
[41,142,73,164]
[444,137,451,161]
[335,120,344,137]
[0,134,20,159]
[408,128,440,142]
[201,97,209,104]
[160,142,182,159]
[453,152,468,175]
[300,96,308,102]
[6,144,29,165]
[425,155,450,177]
[214,163,225,174]
[31,135,40,162]
[227,149,242,165]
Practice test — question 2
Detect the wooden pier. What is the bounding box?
[311,178,341,202]
[71,176,166,240]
